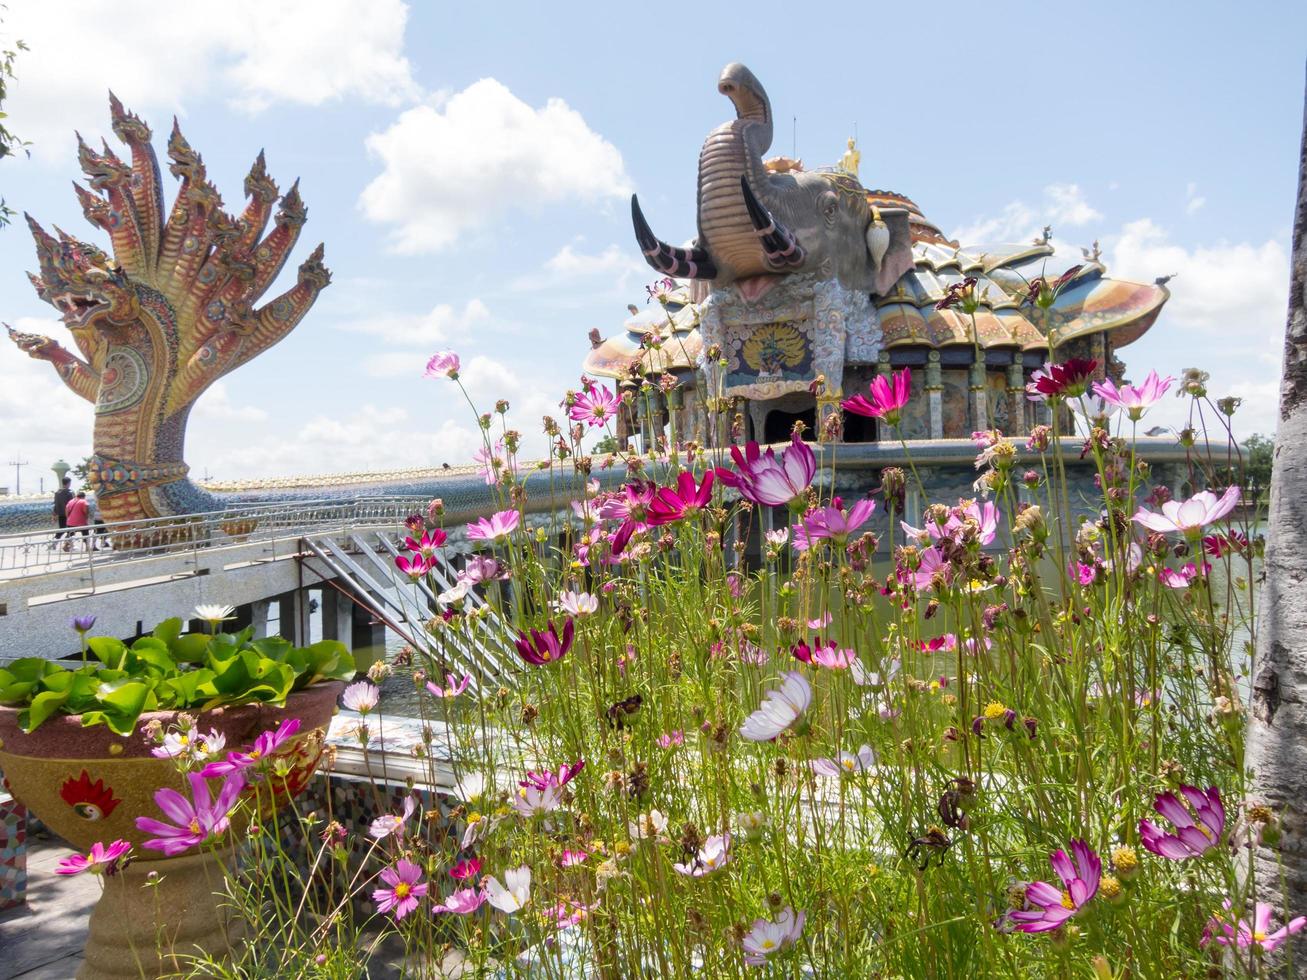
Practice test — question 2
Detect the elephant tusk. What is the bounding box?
[740,178,805,269]
[630,195,718,280]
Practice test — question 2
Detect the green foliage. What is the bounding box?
[0,617,355,735]
[0,6,29,227]
[1243,432,1273,504]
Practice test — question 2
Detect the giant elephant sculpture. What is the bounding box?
[632,62,915,296]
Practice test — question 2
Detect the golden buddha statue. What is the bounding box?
[838,137,860,177]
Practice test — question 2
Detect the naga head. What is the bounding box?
[26,214,139,328]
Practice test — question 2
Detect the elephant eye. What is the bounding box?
[820,192,838,221]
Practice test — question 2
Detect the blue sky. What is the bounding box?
[1,0,1303,487]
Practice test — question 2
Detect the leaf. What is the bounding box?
[169,634,211,664]
[19,689,69,732]
[152,617,183,645]
[94,681,154,735]
[251,636,292,661]
[87,636,127,669]
[127,636,177,675]
[162,669,217,706]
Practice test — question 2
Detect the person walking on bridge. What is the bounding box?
[50,476,73,549]
[64,490,90,552]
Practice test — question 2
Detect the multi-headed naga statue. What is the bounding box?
[7,95,330,524]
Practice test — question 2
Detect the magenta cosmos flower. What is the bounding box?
[424,351,460,379]
[715,431,815,509]
[792,496,877,551]
[1203,900,1307,953]
[135,772,245,857]
[1140,785,1224,860]
[513,618,574,666]
[450,857,482,880]
[791,637,856,670]
[568,386,621,427]
[426,672,472,698]
[1133,486,1240,536]
[403,529,447,557]
[1008,839,1101,933]
[373,859,428,919]
[466,509,520,542]
[1091,370,1174,421]
[56,839,131,876]
[201,718,302,778]
[647,470,715,526]
[395,552,433,580]
[842,367,911,426]
[521,758,584,792]
[1025,358,1098,401]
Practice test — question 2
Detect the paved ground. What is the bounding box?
[0,836,95,979]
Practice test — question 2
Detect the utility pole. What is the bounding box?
[7,457,27,495]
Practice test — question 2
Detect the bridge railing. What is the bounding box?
[0,497,432,582]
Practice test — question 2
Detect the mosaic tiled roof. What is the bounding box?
[583,285,703,380]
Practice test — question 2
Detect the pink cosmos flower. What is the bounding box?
[791,637,856,670]
[341,680,380,714]
[467,509,521,542]
[1025,358,1097,401]
[902,500,1000,547]
[373,859,427,919]
[461,555,507,583]
[907,546,950,591]
[807,611,833,629]
[511,782,561,817]
[1140,785,1225,860]
[647,470,715,525]
[792,497,877,551]
[433,887,487,915]
[424,351,460,379]
[472,440,519,486]
[1070,561,1099,586]
[1159,563,1208,589]
[513,619,574,666]
[426,672,472,698]
[1133,487,1240,536]
[1091,370,1174,421]
[553,590,598,616]
[200,718,302,778]
[842,367,911,426]
[742,907,805,966]
[56,839,131,876]
[558,849,588,867]
[521,759,585,792]
[810,744,876,778]
[569,386,622,427]
[370,795,417,840]
[673,833,731,877]
[395,552,433,580]
[1202,900,1307,953]
[657,730,684,749]
[1007,839,1101,933]
[403,529,447,557]
[715,431,816,508]
[136,772,245,857]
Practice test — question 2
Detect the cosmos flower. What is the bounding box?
[715,431,816,508]
[1025,359,1098,401]
[369,795,417,840]
[432,887,486,915]
[907,546,950,591]
[521,759,584,792]
[402,529,447,557]
[791,637,856,670]
[1091,370,1174,421]
[764,527,790,547]
[569,386,621,427]
[842,368,911,426]
[426,673,472,698]
[373,859,427,920]
[647,470,715,526]
[553,590,598,616]
[341,681,381,714]
[466,509,521,542]
[674,833,731,877]
[485,866,532,913]
[1159,563,1207,589]
[657,731,685,749]
[513,619,574,666]
[559,849,589,867]
[152,727,225,761]
[1140,785,1225,860]
[792,497,876,551]
[424,351,460,379]
[395,552,433,580]
[55,839,131,876]
[629,809,669,840]
[810,744,876,778]
[742,906,806,966]
[1007,839,1101,933]
[135,772,245,857]
[739,671,812,742]
[472,441,519,486]
[511,782,562,817]
[1202,900,1307,953]
[1133,487,1240,536]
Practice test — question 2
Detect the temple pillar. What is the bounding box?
[351,603,385,675]
[321,587,353,646]
[1006,362,1027,436]
[249,599,273,640]
[969,362,989,433]
[276,590,306,646]
[926,351,944,440]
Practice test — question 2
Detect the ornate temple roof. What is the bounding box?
[583,284,703,380]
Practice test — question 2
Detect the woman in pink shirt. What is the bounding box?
[64,491,90,551]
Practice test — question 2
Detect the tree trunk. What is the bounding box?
[1244,67,1307,976]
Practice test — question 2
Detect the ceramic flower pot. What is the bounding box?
[0,680,343,979]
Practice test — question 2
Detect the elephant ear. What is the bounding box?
[872,208,915,297]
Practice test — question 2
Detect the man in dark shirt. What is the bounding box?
[51,477,73,546]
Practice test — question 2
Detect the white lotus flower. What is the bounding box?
[742,906,806,965]
[485,865,532,913]
[193,603,235,625]
[739,671,812,742]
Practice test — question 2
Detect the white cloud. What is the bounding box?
[359,78,633,253]
[3,0,418,159]
[950,183,1101,244]
[337,299,491,347]
[511,242,646,293]
[1185,182,1206,215]
[193,382,269,423]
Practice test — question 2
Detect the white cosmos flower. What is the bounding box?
[850,656,900,689]
[438,579,472,605]
[452,772,487,803]
[673,833,730,877]
[810,744,877,778]
[739,671,812,742]
[341,680,380,714]
[511,783,561,818]
[485,865,532,913]
[553,590,598,616]
[369,795,416,839]
[742,906,806,965]
[629,808,669,840]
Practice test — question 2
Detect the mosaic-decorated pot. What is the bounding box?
[0,680,342,859]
